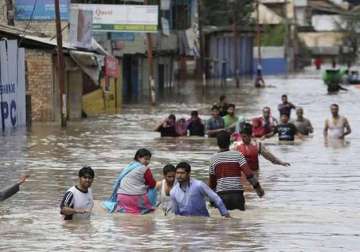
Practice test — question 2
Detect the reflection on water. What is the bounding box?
[1,73,360,251]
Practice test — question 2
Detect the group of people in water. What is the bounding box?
[1,94,351,221]
[156,94,351,143]
[58,94,352,220]
[59,130,268,220]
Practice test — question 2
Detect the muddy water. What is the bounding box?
[1,72,360,251]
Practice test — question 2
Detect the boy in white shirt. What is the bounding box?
[60,166,94,220]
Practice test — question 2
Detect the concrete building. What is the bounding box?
[0,24,114,122]
[204,27,254,79]
[294,0,349,61]
[259,0,359,70]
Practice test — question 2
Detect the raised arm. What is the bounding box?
[0,175,29,201]
[200,182,230,217]
[0,183,19,201]
[155,120,165,131]
[259,143,290,166]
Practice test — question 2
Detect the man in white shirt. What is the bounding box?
[60,166,94,220]
[324,104,351,140]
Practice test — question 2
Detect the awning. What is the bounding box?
[70,51,104,85]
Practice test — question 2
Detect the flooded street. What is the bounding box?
[1,71,360,251]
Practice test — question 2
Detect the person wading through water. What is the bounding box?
[232,123,290,171]
[209,131,265,211]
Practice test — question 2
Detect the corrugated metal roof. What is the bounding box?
[309,0,347,13]
[0,24,74,49]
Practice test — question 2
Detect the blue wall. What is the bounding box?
[254,58,288,75]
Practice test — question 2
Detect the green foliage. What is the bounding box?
[261,24,285,46]
[202,0,254,27]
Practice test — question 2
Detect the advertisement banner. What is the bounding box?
[0,40,26,131]
[69,9,93,49]
[105,56,120,78]
[71,4,158,33]
[15,0,69,20]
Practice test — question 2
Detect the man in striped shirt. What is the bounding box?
[209,131,264,211]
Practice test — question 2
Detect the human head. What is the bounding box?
[227,104,235,116]
[296,107,304,119]
[167,114,176,124]
[216,130,230,150]
[78,166,95,190]
[211,105,220,117]
[175,162,191,183]
[191,110,198,118]
[220,95,226,103]
[281,94,288,103]
[177,118,186,124]
[134,148,152,166]
[280,113,289,124]
[163,164,176,186]
[330,104,339,117]
[262,106,271,119]
[240,123,252,144]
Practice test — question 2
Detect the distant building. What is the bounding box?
[204,26,254,79]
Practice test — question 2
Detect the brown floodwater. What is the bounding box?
[1,70,360,251]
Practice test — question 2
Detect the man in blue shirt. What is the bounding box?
[206,105,225,138]
[170,162,230,217]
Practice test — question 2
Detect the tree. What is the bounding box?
[202,0,254,27]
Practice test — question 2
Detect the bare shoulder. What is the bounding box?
[155,180,162,190]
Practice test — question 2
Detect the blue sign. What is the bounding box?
[1,100,17,128]
[110,33,135,41]
[15,0,69,20]
[0,83,17,128]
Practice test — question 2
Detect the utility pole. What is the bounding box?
[256,0,261,64]
[288,0,296,72]
[5,0,15,25]
[198,0,207,93]
[284,0,292,74]
[232,1,240,88]
[54,0,67,127]
[144,0,156,105]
